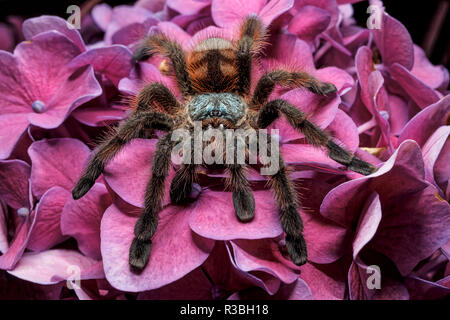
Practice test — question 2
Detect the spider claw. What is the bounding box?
[233,189,255,222]
[129,237,152,271]
[285,234,308,266]
[170,178,192,204]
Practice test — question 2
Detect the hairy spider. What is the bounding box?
[72,16,377,271]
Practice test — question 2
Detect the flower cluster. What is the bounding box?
[0,0,449,300]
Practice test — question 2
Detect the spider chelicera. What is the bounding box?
[72,16,377,271]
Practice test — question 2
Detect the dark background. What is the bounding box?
[0,0,448,68]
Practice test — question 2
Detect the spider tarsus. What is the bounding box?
[320,83,337,95]
[349,157,378,176]
[72,178,94,200]
[133,45,150,62]
[232,189,255,222]
[285,234,308,266]
[129,237,152,271]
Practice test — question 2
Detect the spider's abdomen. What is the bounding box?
[187,38,238,93]
[189,93,246,126]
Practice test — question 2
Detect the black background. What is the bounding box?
[0,0,448,68]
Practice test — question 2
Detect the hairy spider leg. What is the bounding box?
[130,133,176,270]
[257,99,378,175]
[72,110,174,200]
[251,70,338,108]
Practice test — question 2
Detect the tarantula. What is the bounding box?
[72,16,377,271]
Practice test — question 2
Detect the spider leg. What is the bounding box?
[257,99,377,175]
[235,16,266,95]
[129,133,175,270]
[170,164,196,204]
[226,163,255,222]
[135,82,181,114]
[256,131,307,265]
[252,70,337,108]
[134,34,195,97]
[72,111,174,200]
[130,133,175,270]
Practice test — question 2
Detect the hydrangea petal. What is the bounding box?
[103,139,175,208]
[7,249,101,285]
[0,159,31,209]
[288,6,330,42]
[372,12,414,70]
[188,189,282,240]
[67,45,133,87]
[101,201,214,292]
[29,138,91,199]
[22,15,86,51]
[61,183,112,260]
[27,186,70,252]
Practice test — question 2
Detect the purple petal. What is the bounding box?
[372,12,414,70]
[27,186,70,252]
[212,0,293,28]
[0,203,8,254]
[421,126,450,185]
[300,262,346,300]
[92,3,112,31]
[101,201,215,291]
[0,209,37,270]
[7,249,101,285]
[228,279,312,300]
[167,0,211,15]
[390,63,440,109]
[22,15,86,51]
[68,45,133,87]
[61,183,112,260]
[103,139,175,208]
[399,95,450,146]
[189,189,282,240]
[288,5,330,42]
[29,138,91,199]
[230,239,299,284]
[0,159,31,209]
[0,116,29,160]
[411,45,446,89]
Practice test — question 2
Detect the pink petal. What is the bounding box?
[61,183,112,260]
[92,3,112,31]
[390,63,440,109]
[103,139,175,208]
[399,95,450,146]
[212,0,293,28]
[167,0,211,15]
[372,12,414,70]
[29,138,91,199]
[0,159,31,209]
[22,15,86,51]
[27,186,71,252]
[7,249,101,285]
[68,45,133,87]
[0,209,37,270]
[0,203,8,254]
[189,189,282,240]
[101,201,214,291]
[300,262,346,300]
[411,45,446,89]
[230,239,299,284]
[288,5,330,42]
[421,126,450,185]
